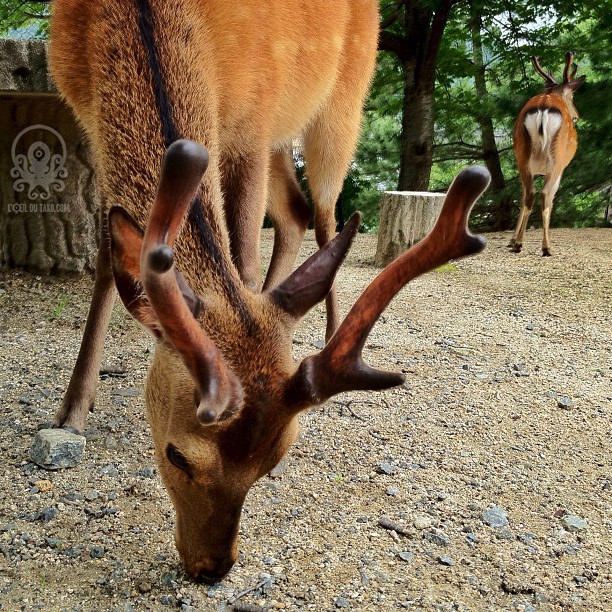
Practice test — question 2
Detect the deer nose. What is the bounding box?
[191,557,235,584]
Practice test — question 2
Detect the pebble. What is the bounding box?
[413,514,433,530]
[423,530,451,547]
[377,461,397,475]
[438,555,454,566]
[90,546,105,559]
[557,396,574,410]
[335,597,350,608]
[111,388,140,397]
[397,551,414,562]
[560,514,588,532]
[483,505,509,528]
[29,429,86,469]
[378,516,408,536]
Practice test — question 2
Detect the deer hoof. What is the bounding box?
[542,248,552,257]
[510,243,522,253]
[507,238,516,248]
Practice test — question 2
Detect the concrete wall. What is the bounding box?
[0,39,99,273]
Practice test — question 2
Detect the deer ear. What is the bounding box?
[568,74,586,92]
[108,207,202,336]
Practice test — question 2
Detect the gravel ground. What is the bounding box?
[0,227,610,611]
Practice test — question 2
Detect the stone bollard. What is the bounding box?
[0,39,99,273]
[374,191,446,267]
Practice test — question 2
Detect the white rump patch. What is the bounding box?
[524,110,563,175]
[524,110,562,153]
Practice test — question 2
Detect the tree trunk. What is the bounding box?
[375,190,445,266]
[398,68,435,191]
[379,1,458,193]
[469,4,514,231]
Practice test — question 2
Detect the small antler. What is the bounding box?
[531,56,557,86]
[141,140,243,424]
[291,166,490,406]
[563,51,576,84]
[569,63,578,81]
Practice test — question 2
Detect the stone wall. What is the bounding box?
[0,39,99,273]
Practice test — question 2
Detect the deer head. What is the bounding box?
[532,52,586,121]
[108,140,489,583]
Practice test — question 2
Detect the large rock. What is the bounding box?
[29,429,86,469]
[0,39,99,273]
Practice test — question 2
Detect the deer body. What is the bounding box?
[509,53,585,256]
[48,0,490,583]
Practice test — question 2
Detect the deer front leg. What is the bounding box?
[510,174,535,253]
[222,152,269,292]
[53,223,117,433]
[263,149,311,291]
[541,173,562,256]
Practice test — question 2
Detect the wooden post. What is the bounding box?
[375,191,446,267]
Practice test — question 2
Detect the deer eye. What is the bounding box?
[166,444,191,475]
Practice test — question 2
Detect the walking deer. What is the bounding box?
[47,0,489,582]
[509,53,585,255]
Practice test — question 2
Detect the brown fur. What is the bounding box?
[509,54,585,256]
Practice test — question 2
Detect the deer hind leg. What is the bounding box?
[222,152,269,292]
[303,118,355,341]
[53,219,117,433]
[303,89,372,341]
[263,148,311,291]
[541,173,562,256]
[510,173,536,253]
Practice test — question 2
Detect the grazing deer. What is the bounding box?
[509,52,585,255]
[48,0,489,582]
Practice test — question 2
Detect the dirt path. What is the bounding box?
[0,227,610,611]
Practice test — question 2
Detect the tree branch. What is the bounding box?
[378,31,408,60]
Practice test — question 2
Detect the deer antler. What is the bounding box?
[141,140,243,424]
[531,56,557,86]
[563,51,576,83]
[291,166,490,406]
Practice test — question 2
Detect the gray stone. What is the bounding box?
[335,597,350,608]
[90,546,105,559]
[29,429,86,469]
[397,551,414,562]
[557,396,574,410]
[377,461,397,475]
[412,513,433,530]
[561,514,588,532]
[423,530,451,547]
[438,555,454,566]
[483,505,509,528]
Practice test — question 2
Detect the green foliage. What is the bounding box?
[341,0,612,232]
[49,291,70,321]
[0,1,50,38]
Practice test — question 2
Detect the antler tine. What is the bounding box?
[563,51,576,83]
[570,62,578,81]
[141,140,242,424]
[293,166,490,406]
[531,56,557,86]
